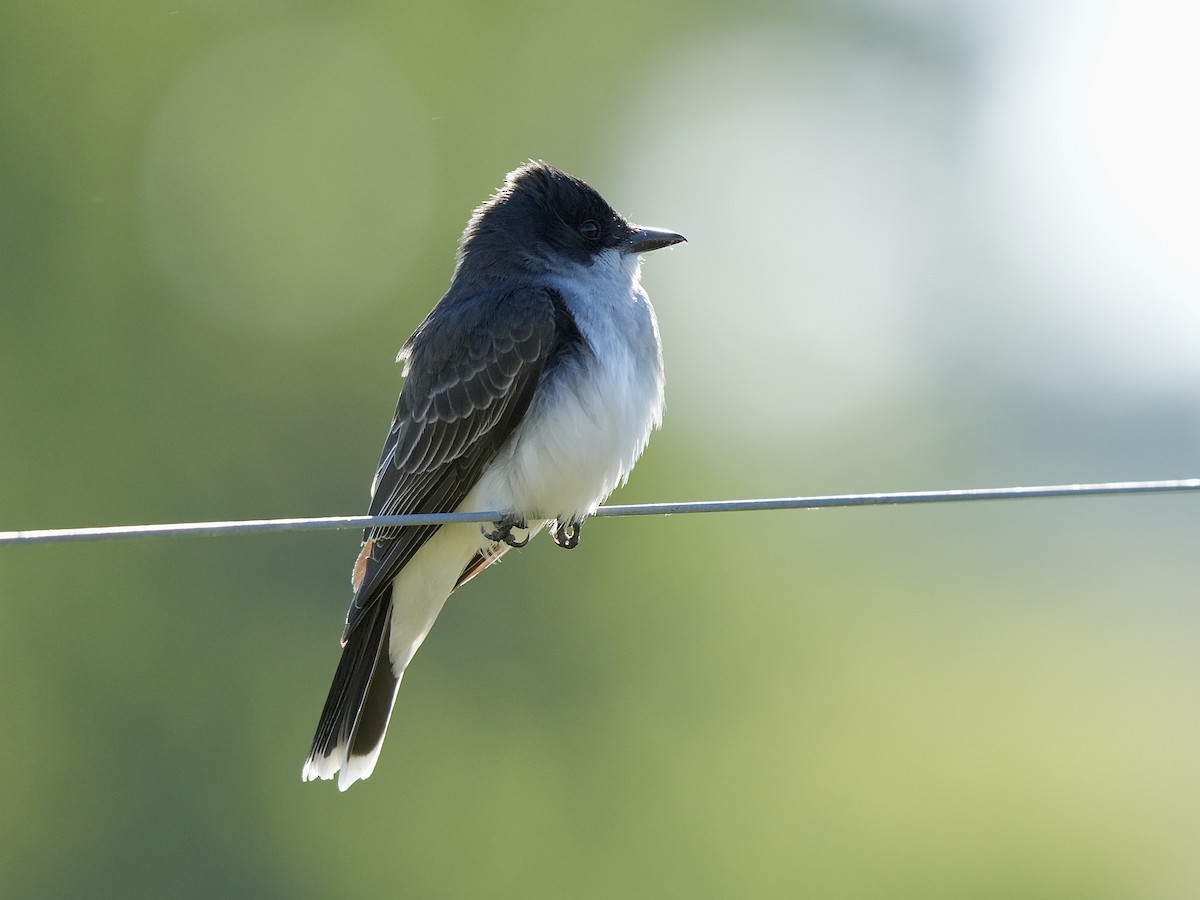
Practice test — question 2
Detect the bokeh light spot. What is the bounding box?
[140,24,435,336]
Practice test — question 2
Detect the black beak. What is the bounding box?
[626,225,687,254]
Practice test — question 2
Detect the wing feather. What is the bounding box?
[341,287,564,640]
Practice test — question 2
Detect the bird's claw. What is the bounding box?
[483,515,530,548]
[552,519,582,550]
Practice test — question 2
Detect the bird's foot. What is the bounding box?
[483,514,530,548]
[552,519,582,550]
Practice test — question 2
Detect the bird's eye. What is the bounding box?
[578,220,601,240]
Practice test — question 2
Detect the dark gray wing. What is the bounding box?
[341,286,570,641]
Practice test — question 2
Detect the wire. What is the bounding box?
[1,479,1196,547]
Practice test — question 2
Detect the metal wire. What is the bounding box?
[1,479,1196,546]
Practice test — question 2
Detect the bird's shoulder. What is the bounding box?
[386,286,570,451]
[401,283,565,369]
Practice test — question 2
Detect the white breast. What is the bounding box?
[469,249,665,522]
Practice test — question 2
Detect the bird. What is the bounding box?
[301,161,685,790]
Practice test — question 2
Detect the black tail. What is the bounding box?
[302,586,399,789]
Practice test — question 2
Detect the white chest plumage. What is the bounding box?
[472,249,665,522]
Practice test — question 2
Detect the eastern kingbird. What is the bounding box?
[302,161,685,789]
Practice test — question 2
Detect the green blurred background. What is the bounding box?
[3,0,1199,897]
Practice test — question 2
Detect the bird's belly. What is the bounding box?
[469,350,662,522]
